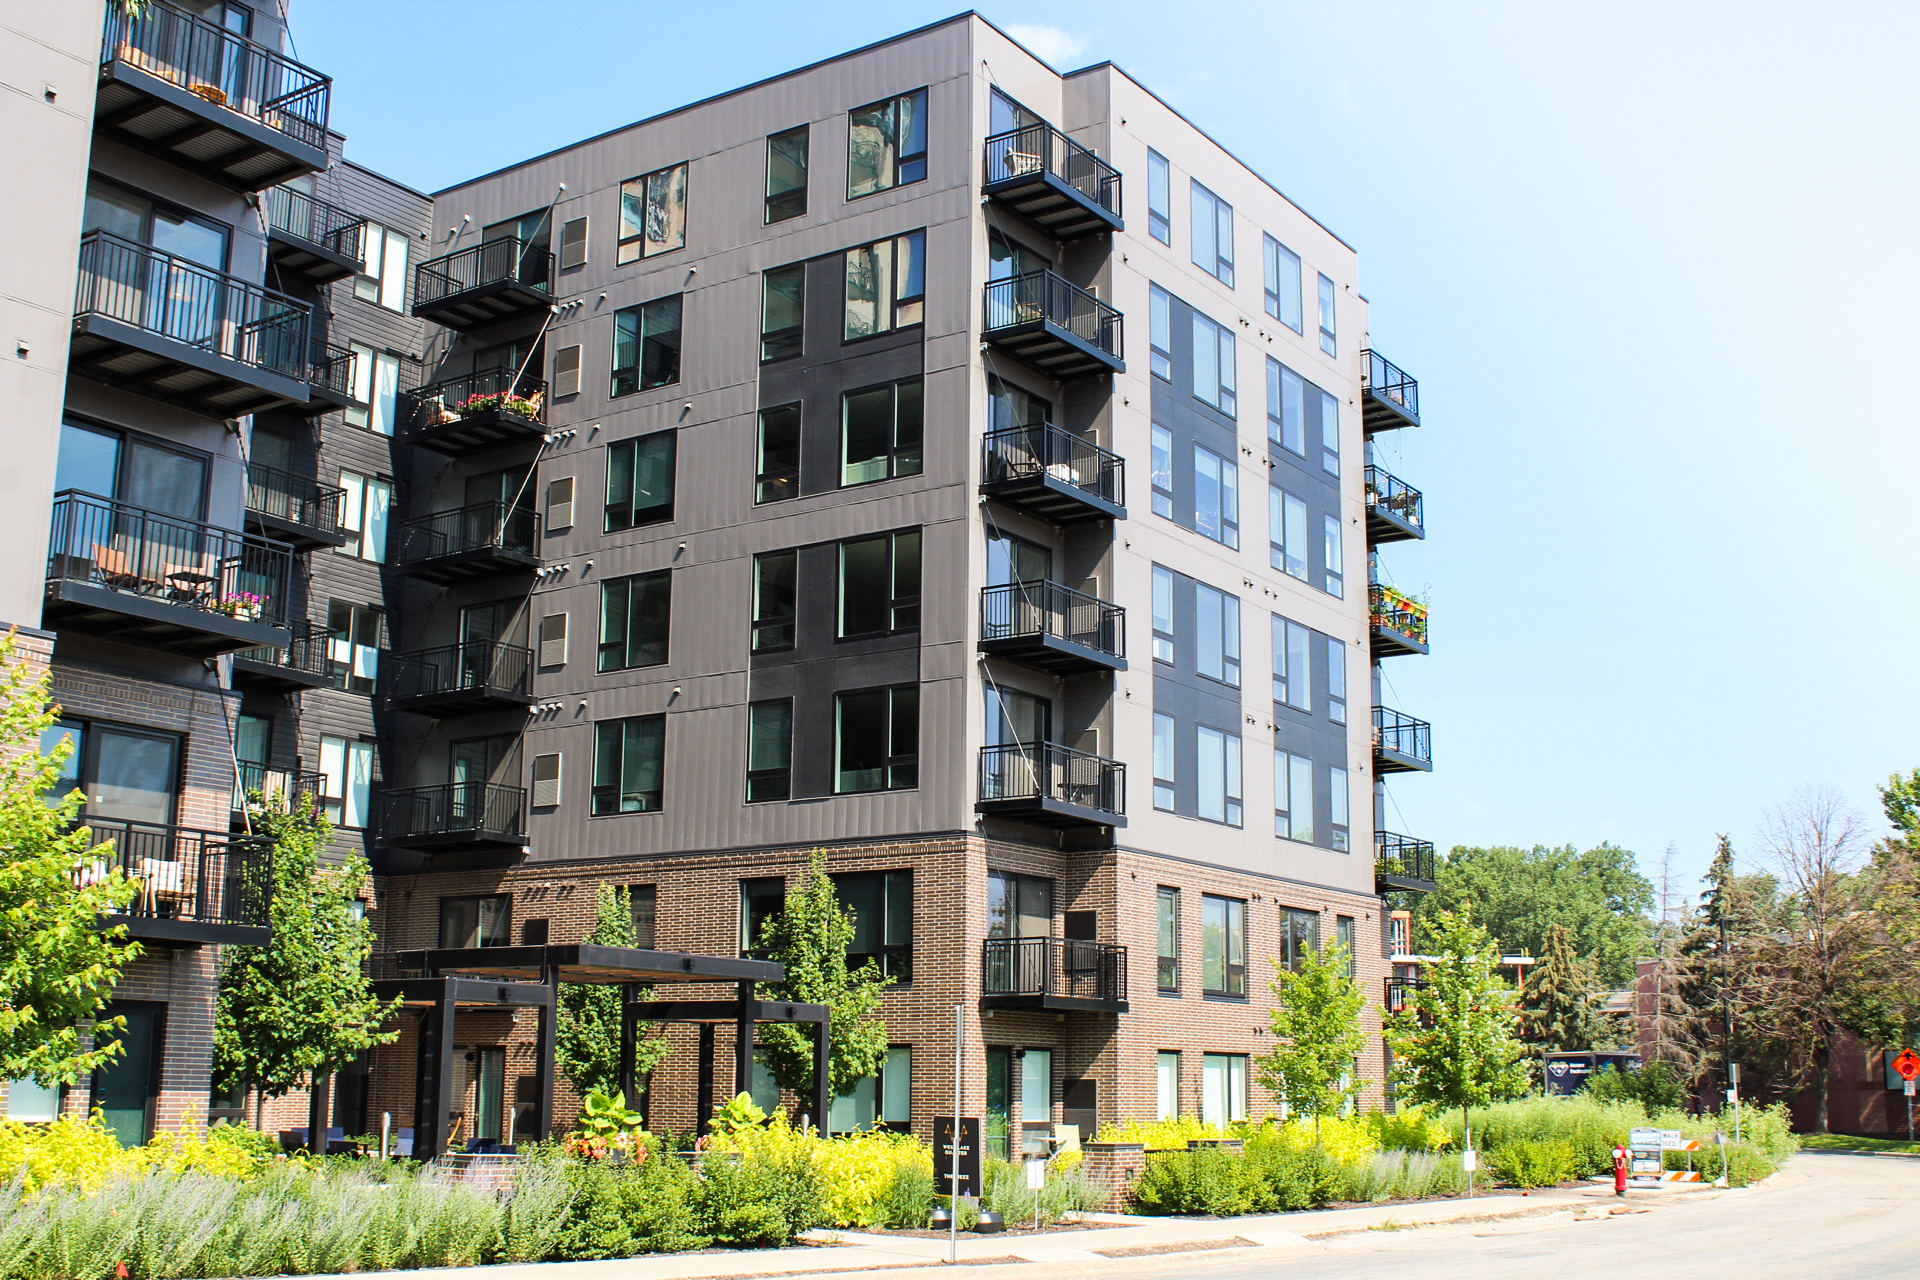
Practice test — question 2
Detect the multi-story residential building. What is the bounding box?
[1,4,1437,1155]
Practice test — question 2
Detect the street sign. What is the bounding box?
[1905,1079,1915,1098]
[1894,1049,1920,1081]
[934,1117,981,1198]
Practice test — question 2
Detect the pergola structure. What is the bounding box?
[375,943,830,1159]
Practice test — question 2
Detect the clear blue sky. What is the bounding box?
[291,1,1920,895]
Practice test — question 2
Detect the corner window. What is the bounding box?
[837,530,920,637]
[1149,285,1172,381]
[841,378,923,486]
[326,601,381,694]
[1318,273,1337,356]
[1190,182,1233,285]
[751,550,796,652]
[1273,616,1311,713]
[747,698,793,802]
[1201,894,1246,997]
[1152,713,1176,812]
[610,295,682,396]
[1269,486,1307,581]
[1151,565,1175,664]
[1280,907,1320,972]
[1320,389,1340,475]
[1193,444,1238,549]
[1327,638,1347,725]
[760,264,805,361]
[847,89,927,198]
[1331,766,1350,852]
[1149,424,1173,518]
[755,405,800,504]
[765,125,809,223]
[591,714,665,815]
[1156,887,1179,991]
[833,869,912,980]
[1264,234,1302,332]
[617,162,689,264]
[835,685,918,793]
[1276,751,1314,843]
[1191,310,1235,415]
[1194,583,1240,687]
[318,736,372,830]
[439,895,510,948]
[598,570,671,672]
[1146,150,1171,244]
[1196,725,1243,827]
[604,432,676,531]
[337,471,391,562]
[844,231,924,339]
[1268,359,1304,456]
[1323,515,1345,599]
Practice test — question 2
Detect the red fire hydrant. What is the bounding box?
[1613,1145,1629,1197]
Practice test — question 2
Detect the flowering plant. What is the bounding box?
[213,592,269,621]
[453,391,543,421]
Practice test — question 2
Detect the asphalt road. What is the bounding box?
[1141,1153,1918,1280]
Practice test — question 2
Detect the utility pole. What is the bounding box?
[1720,913,1737,1129]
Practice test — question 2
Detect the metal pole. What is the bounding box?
[951,1003,963,1266]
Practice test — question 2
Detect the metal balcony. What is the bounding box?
[231,765,324,826]
[244,463,345,549]
[231,621,335,691]
[982,271,1124,380]
[412,239,553,331]
[303,341,357,414]
[391,502,539,585]
[402,369,548,455]
[71,231,312,416]
[78,818,272,947]
[264,185,364,287]
[983,124,1123,240]
[97,0,330,192]
[1373,705,1432,774]
[980,423,1126,523]
[1384,976,1431,1015]
[1376,832,1438,894]
[1368,583,1429,658]
[979,581,1125,674]
[982,937,1128,1013]
[1362,349,1420,434]
[373,783,526,855]
[1364,465,1424,544]
[46,491,293,657]
[384,641,534,715]
[977,741,1126,829]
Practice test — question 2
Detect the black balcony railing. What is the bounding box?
[978,742,1125,820]
[246,463,344,535]
[48,491,293,626]
[234,621,334,682]
[1372,705,1432,771]
[393,502,539,568]
[385,641,534,703]
[414,239,552,309]
[1369,583,1429,650]
[102,0,331,151]
[981,423,1125,516]
[1362,348,1421,431]
[980,581,1124,664]
[265,185,362,259]
[1384,977,1431,1014]
[307,341,356,400]
[1364,464,1424,540]
[983,271,1124,359]
[983,124,1122,235]
[232,764,325,816]
[1376,832,1438,888]
[982,937,1127,1007]
[76,818,272,932]
[407,368,549,429]
[76,231,312,381]
[375,783,526,846]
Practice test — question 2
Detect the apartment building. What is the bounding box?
[0,3,1436,1155]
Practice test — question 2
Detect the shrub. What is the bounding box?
[1130,1146,1270,1216]
[979,1157,1104,1226]
[698,1115,824,1246]
[1584,1062,1687,1111]
[1490,1139,1575,1188]
[1096,1116,1231,1150]
[812,1130,931,1229]
[1343,1149,1467,1202]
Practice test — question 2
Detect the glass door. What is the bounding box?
[986,1046,1012,1161]
[473,1047,505,1148]
[234,713,269,812]
[91,1002,163,1147]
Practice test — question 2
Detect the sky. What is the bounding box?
[288,0,1920,894]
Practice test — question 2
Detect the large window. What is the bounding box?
[1191,310,1236,415]
[1151,565,1175,664]
[760,264,804,361]
[1195,583,1241,687]
[765,125,809,223]
[1146,150,1171,244]
[605,432,675,531]
[1150,424,1174,518]
[1196,725,1243,827]
[1273,616,1311,712]
[355,222,409,311]
[752,550,796,652]
[746,699,792,802]
[1201,894,1246,997]
[1149,284,1172,381]
[987,871,1052,940]
[599,570,671,672]
[318,736,372,830]
[591,715,665,815]
[1269,486,1307,581]
[1152,712,1176,812]
[337,471,391,562]
[326,601,381,694]
[610,295,682,396]
[1264,235,1302,332]
[344,344,400,434]
[834,870,912,980]
[1201,1054,1247,1126]
[847,89,927,198]
[1268,358,1304,455]
[841,378,923,486]
[844,231,924,339]
[835,685,918,793]
[439,895,510,948]
[1327,638,1346,725]
[1318,273,1337,356]
[830,1044,911,1133]
[756,405,800,503]
[1156,887,1179,992]
[617,162,688,263]
[1275,750,1314,843]
[740,877,784,955]
[1193,444,1238,548]
[1323,515,1345,599]
[837,531,920,637]
[1156,1051,1180,1121]
[1280,908,1320,972]
[1190,181,1234,285]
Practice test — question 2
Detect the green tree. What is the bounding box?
[1420,843,1654,987]
[556,884,669,1100]
[213,802,400,1123]
[1519,922,1605,1058]
[1253,938,1366,1143]
[755,848,890,1110]
[0,636,141,1084]
[1388,909,1530,1165]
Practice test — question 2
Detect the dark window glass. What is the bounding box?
[752,550,796,652]
[755,405,800,504]
[1156,887,1179,992]
[610,295,682,395]
[765,125,809,223]
[440,895,511,948]
[837,531,919,637]
[835,685,918,793]
[591,715,665,815]
[598,570,671,672]
[747,699,793,802]
[840,378,923,486]
[740,876,784,955]
[1280,907,1320,973]
[628,884,657,948]
[604,432,676,531]
[761,264,804,360]
[833,869,912,981]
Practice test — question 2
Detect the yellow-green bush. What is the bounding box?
[810,1130,931,1229]
[0,1116,131,1192]
[1095,1116,1229,1150]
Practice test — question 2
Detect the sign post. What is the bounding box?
[1893,1049,1919,1145]
[950,1004,963,1266]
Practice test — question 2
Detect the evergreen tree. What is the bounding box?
[555,884,669,1100]
[1253,937,1366,1143]
[0,635,142,1085]
[1519,922,1604,1057]
[213,801,400,1122]
[755,848,891,1110]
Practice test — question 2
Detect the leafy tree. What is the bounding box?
[1519,922,1606,1058]
[1584,1059,1687,1110]
[1253,938,1365,1143]
[1420,843,1653,987]
[0,635,141,1084]
[1387,909,1529,1165]
[755,848,890,1109]
[213,802,400,1123]
[556,884,669,1101]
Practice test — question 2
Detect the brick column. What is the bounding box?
[1080,1141,1145,1212]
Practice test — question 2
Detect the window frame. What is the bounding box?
[1318,272,1337,355]
[764,125,809,224]
[1152,711,1176,812]
[739,876,784,957]
[755,404,801,504]
[1270,485,1308,581]
[1193,443,1239,549]
[846,88,928,199]
[839,377,924,487]
[1189,181,1234,285]
[1273,616,1312,713]
[318,735,372,830]
[604,431,677,531]
[1149,284,1172,381]
[1263,234,1303,332]
[1191,308,1236,416]
[1276,751,1315,844]
[836,530,921,639]
[746,698,793,803]
[1146,150,1171,244]
[1327,638,1347,725]
[1331,766,1350,852]
[609,294,683,397]
[336,470,391,562]
[1151,565,1176,664]
[1320,388,1341,476]
[832,868,913,982]
[1201,893,1247,998]
[343,345,400,435]
[760,263,805,361]
[834,683,919,794]
[616,161,689,264]
[1194,582,1241,688]
[1196,724,1244,828]
[590,713,667,816]
[1149,423,1174,519]
[752,549,797,653]
[326,600,382,694]
[1323,513,1345,598]
[1280,907,1321,973]
[1201,1053,1248,1125]
[597,569,672,673]
[438,894,511,949]
[1268,358,1304,456]
[1155,887,1179,992]
[843,230,925,341]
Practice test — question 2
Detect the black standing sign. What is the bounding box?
[934,1116,981,1198]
